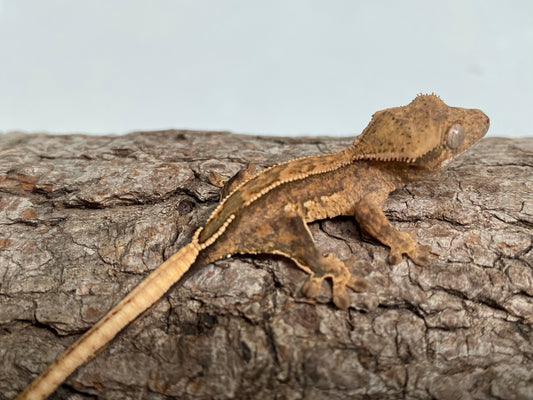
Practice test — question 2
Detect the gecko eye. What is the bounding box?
[446,123,465,150]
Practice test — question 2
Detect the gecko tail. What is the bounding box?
[16,241,201,400]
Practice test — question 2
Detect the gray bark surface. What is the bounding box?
[0,131,532,400]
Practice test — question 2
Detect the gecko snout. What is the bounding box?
[475,109,490,133]
[467,108,490,141]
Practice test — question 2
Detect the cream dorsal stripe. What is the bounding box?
[197,150,356,244]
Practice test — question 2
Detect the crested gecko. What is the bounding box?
[16,94,490,399]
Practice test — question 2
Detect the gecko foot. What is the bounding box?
[301,255,369,309]
[388,230,431,266]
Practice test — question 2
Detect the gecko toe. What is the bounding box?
[301,275,323,299]
[410,244,431,266]
[332,272,369,309]
[332,287,350,309]
[346,274,370,292]
[388,251,403,265]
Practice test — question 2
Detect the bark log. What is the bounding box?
[0,131,532,400]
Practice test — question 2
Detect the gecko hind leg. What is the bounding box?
[209,162,257,200]
[271,215,369,309]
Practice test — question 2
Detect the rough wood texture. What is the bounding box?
[1,131,532,400]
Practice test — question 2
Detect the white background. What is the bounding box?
[1,1,532,137]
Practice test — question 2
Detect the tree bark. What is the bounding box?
[1,131,532,400]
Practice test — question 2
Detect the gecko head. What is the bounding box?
[409,94,490,170]
[350,93,490,170]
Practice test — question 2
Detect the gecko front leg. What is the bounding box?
[354,194,431,266]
